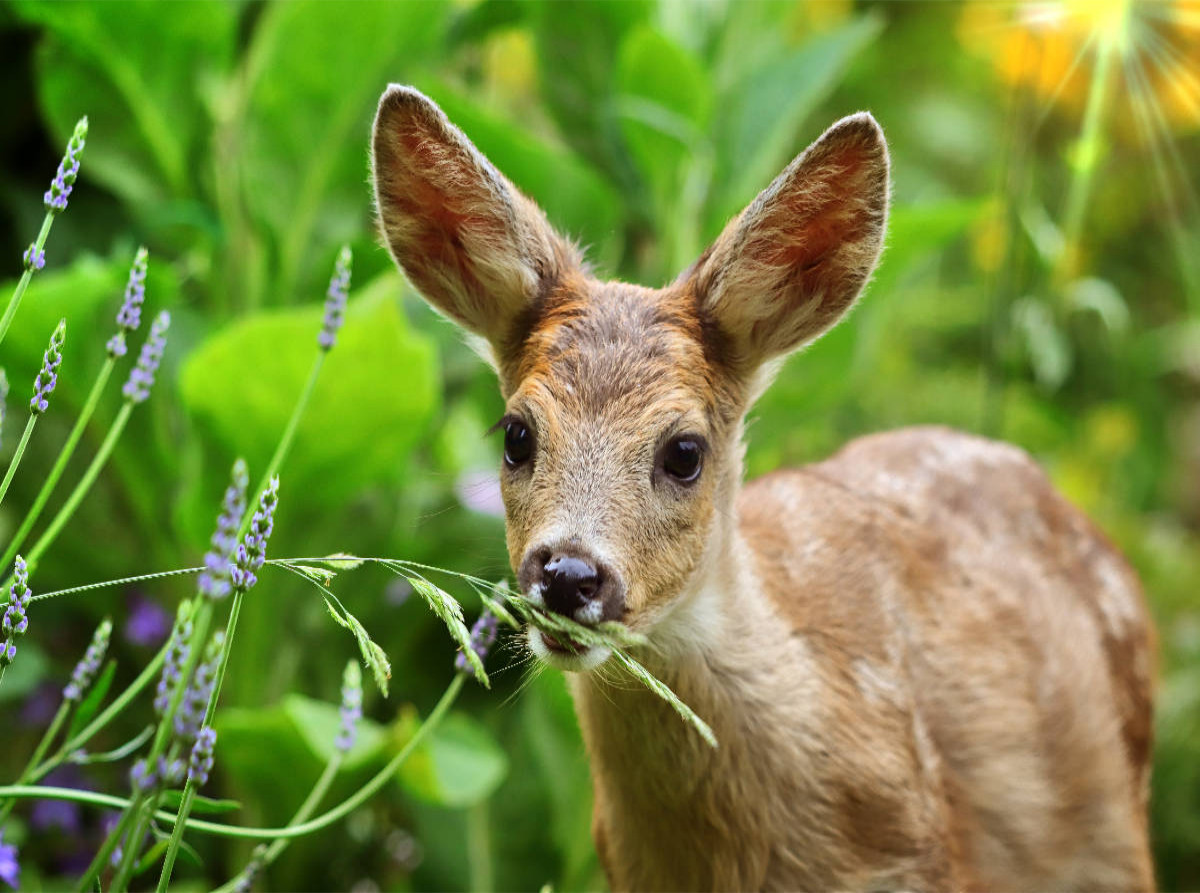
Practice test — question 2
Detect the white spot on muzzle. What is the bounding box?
[574,599,603,626]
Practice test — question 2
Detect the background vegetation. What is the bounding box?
[1,0,1197,889]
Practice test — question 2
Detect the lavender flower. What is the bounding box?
[456,609,498,674]
[43,116,88,214]
[64,617,112,701]
[122,310,170,403]
[106,247,149,358]
[128,758,158,793]
[0,830,19,890]
[335,661,363,753]
[1,556,32,668]
[154,603,193,716]
[23,244,45,272]
[232,845,267,893]
[232,476,279,592]
[188,726,217,786]
[197,460,248,601]
[175,631,224,743]
[123,593,170,647]
[30,319,66,415]
[318,245,352,351]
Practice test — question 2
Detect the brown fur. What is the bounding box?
[372,85,1156,892]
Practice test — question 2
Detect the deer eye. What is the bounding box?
[503,419,534,467]
[662,437,703,483]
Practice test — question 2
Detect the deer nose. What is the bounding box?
[543,553,601,617]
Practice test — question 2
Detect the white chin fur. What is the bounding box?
[527,626,611,672]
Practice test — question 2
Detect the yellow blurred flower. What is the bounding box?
[959,0,1200,134]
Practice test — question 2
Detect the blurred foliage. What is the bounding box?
[0,0,1197,889]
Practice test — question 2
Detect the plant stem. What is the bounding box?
[206,754,344,893]
[0,414,38,509]
[30,642,168,784]
[154,352,326,888]
[7,673,465,844]
[26,400,134,575]
[1,359,115,572]
[0,698,70,826]
[0,213,54,347]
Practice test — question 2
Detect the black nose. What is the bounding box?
[543,553,601,616]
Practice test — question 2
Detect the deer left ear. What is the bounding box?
[686,113,889,370]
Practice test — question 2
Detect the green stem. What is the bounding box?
[0,414,38,509]
[4,673,464,847]
[1056,30,1116,288]
[208,755,344,893]
[0,699,70,826]
[467,799,493,893]
[1,360,115,572]
[156,352,326,888]
[30,642,168,784]
[0,212,54,347]
[26,400,134,575]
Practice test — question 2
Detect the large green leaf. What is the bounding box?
[18,0,236,204]
[423,85,624,272]
[179,271,438,504]
[283,692,387,771]
[398,712,508,808]
[529,0,653,178]
[238,0,448,300]
[710,14,883,232]
[614,25,713,268]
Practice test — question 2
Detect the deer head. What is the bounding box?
[372,85,889,670]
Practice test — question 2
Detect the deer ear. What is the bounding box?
[687,113,889,370]
[371,85,578,348]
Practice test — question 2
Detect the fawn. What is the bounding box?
[371,85,1156,892]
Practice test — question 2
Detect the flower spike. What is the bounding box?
[122,310,170,403]
[318,245,352,351]
[43,117,88,214]
[30,320,66,415]
[107,247,149,358]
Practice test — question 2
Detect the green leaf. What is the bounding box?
[282,692,386,770]
[238,0,448,299]
[132,839,169,878]
[18,0,236,203]
[614,26,712,205]
[711,14,883,231]
[179,271,439,505]
[398,712,509,808]
[407,576,488,687]
[159,790,243,815]
[66,659,116,740]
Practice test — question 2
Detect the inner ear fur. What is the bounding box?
[688,112,890,370]
[371,84,579,349]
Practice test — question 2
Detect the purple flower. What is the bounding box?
[0,830,19,890]
[43,116,87,213]
[318,245,352,351]
[232,845,267,893]
[188,726,216,787]
[454,469,505,517]
[129,758,157,793]
[154,603,193,716]
[175,631,223,743]
[30,319,66,415]
[23,244,45,272]
[197,460,248,601]
[386,577,412,607]
[456,609,498,674]
[335,661,363,753]
[1,556,32,668]
[124,593,170,647]
[32,768,88,834]
[232,476,279,593]
[122,310,170,403]
[64,617,112,701]
[106,247,149,359]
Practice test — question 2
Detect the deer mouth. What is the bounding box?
[526,625,612,672]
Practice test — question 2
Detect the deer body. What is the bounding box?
[371,85,1156,891]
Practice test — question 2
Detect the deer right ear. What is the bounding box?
[371,85,577,349]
